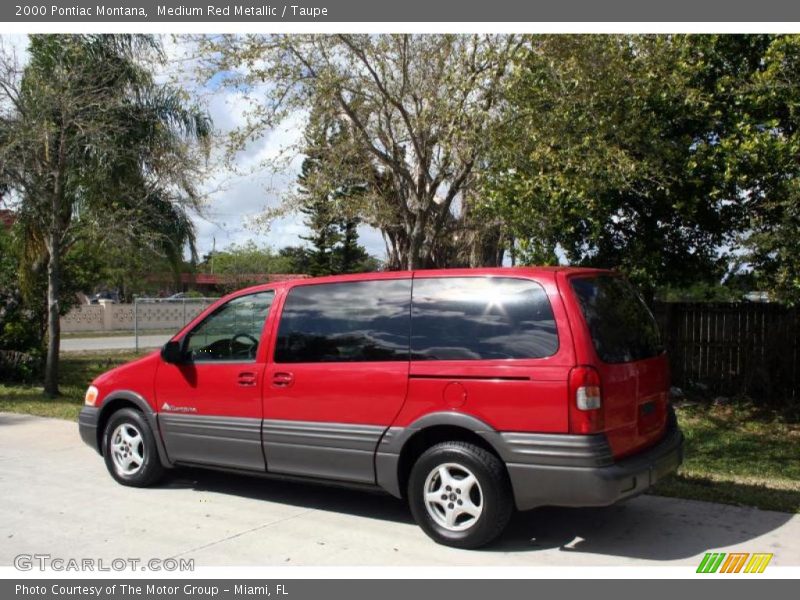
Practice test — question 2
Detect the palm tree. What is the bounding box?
[0,34,210,395]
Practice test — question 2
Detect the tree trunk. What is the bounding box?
[406,208,430,270]
[381,231,402,270]
[406,225,424,270]
[43,237,61,397]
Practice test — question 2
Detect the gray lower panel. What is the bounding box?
[262,419,385,484]
[380,424,613,468]
[78,406,101,453]
[265,442,376,484]
[374,451,403,497]
[158,413,265,472]
[372,415,617,498]
[497,431,614,467]
[508,424,684,510]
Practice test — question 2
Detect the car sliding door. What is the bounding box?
[263,276,412,484]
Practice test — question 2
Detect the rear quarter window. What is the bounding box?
[570,275,663,364]
[410,277,558,360]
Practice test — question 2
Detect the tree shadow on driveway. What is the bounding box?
[163,467,795,562]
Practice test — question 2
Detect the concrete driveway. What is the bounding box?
[0,412,797,567]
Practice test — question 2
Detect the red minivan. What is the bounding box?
[79,267,683,548]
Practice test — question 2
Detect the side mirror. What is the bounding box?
[161,340,184,364]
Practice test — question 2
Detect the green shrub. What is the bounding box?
[0,349,41,383]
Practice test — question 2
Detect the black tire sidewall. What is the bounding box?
[408,442,512,549]
[102,408,163,487]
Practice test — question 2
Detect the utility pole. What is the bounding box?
[210,236,215,275]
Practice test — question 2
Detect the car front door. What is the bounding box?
[155,290,275,471]
[263,276,411,484]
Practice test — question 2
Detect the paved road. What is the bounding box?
[0,412,797,567]
[60,334,170,352]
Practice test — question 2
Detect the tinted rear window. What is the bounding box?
[274,279,411,363]
[411,277,558,360]
[570,275,663,364]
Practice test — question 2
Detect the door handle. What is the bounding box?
[272,371,294,387]
[237,371,257,387]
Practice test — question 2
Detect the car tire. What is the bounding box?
[408,441,513,549]
[102,408,164,487]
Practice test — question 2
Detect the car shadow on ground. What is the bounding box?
[491,501,792,559]
[164,467,794,560]
[166,467,415,525]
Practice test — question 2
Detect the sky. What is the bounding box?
[1,34,388,263]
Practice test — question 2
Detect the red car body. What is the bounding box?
[79,267,683,547]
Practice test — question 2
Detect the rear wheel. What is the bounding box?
[408,441,513,548]
[102,408,164,487]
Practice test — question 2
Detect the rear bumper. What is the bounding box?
[78,406,101,454]
[504,420,684,511]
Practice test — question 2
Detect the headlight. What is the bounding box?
[84,385,99,406]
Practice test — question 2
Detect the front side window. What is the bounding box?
[274,280,411,363]
[184,291,275,362]
[411,277,559,360]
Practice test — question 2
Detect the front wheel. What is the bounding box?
[102,408,164,487]
[408,441,513,548]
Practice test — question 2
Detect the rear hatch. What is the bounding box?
[567,273,670,458]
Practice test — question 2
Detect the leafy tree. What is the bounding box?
[656,281,746,303]
[0,35,210,395]
[729,36,800,302]
[277,246,313,274]
[65,236,188,302]
[206,240,378,286]
[198,34,520,269]
[0,220,124,367]
[204,241,296,280]
[483,36,738,297]
[483,34,800,302]
[0,225,39,358]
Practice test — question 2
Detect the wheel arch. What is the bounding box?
[375,412,507,499]
[97,391,171,468]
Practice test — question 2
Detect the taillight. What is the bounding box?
[568,366,604,433]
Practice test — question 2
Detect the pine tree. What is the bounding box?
[296,107,374,275]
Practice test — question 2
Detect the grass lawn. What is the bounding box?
[652,402,800,513]
[0,350,141,420]
[1,354,798,513]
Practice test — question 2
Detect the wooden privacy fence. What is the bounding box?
[652,302,799,405]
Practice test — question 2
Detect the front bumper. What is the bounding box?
[78,406,101,454]
[505,421,684,511]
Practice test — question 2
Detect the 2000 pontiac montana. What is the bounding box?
[79,267,684,548]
